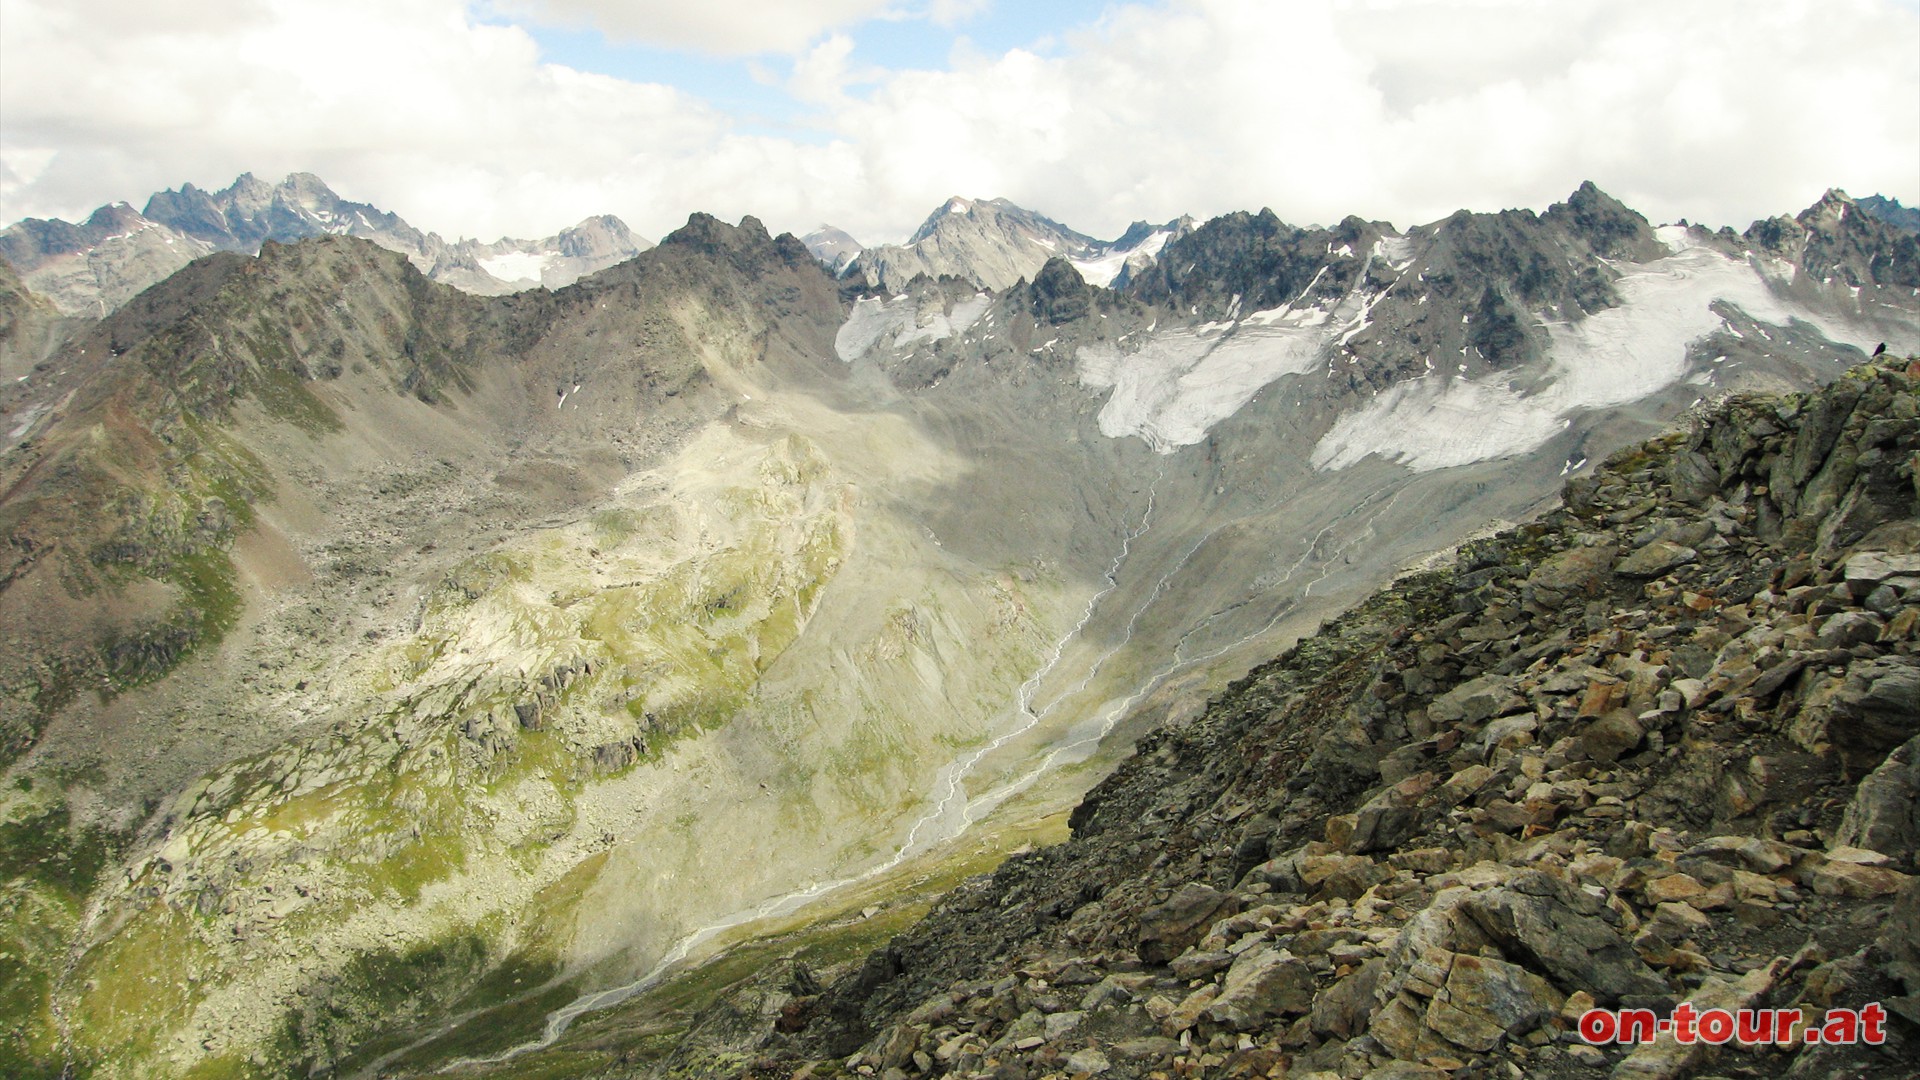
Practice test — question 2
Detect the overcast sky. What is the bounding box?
[2,0,1916,246]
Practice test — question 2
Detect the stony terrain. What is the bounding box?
[631,357,1920,1080]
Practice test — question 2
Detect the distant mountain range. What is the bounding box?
[823,195,1193,293]
[0,172,653,315]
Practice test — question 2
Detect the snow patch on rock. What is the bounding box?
[1079,323,1324,451]
[479,250,557,284]
[835,293,994,363]
[1310,235,1883,472]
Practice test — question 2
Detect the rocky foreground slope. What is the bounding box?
[646,358,1920,1079]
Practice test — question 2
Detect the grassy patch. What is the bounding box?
[71,903,212,1070]
[293,933,495,1076]
[247,365,345,432]
[98,548,242,691]
[0,800,112,900]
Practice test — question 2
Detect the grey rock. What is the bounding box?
[1204,946,1315,1029]
[1310,956,1385,1040]
[1421,950,1562,1052]
[1814,611,1884,649]
[1137,882,1231,963]
[1835,736,1920,867]
[1580,710,1645,764]
[1460,872,1666,1003]
[1846,550,1920,589]
[1064,1047,1111,1074]
[1616,541,1698,578]
[1429,675,1524,725]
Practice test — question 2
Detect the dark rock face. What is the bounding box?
[1540,179,1665,261]
[1122,182,1675,394]
[1029,257,1091,324]
[672,358,1920,1078]
[1746,189,1920,289]
[1860,194,1920,236]
[142,171,429,254]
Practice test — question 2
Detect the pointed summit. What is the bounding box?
[1541,180,1662,260]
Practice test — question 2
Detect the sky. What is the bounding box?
[1,0,1916,247]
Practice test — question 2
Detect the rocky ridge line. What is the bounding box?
[665,357,1920,1080]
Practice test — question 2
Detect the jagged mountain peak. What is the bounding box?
[1742,186,1920,289]
[1859,194,1920,235]
[905,194,1081,246]
[801,224,864,275]
[852,196,1185,293]
[657,211,812,274]
[1540,179,1663,260]
[7,171,655,313]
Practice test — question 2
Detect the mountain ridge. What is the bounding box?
[0,172,656,316]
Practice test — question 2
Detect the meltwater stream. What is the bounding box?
[444,472,1166,1068]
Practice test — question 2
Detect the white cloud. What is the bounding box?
[1,0,1915,250]
[788,33,881,105]
[496,0,898,55]
[927,0,993,28]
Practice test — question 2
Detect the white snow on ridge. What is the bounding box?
[897,294,992,351]
[1373,234,1415,271]
[1078,323,1323,451]
[1309,236,1883,472]
[479,250,557,284]
[836,296,918,361]
[834,293,994,362]
[1068,230,1174,288]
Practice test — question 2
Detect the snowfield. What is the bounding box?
[835,293,993,362]
[479,250,556,284]
[1078,322,1323,451]
[833,223,1899,470]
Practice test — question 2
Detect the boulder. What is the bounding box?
[1845,551,1920,589]
[1459,872,1666,1003]
[1580,709,1645,764]
[1137,882,1232,963]
[1524,544,1617,605]
[1617,541,1698,578]
[1827,657,1920,771]
[1835,735,1920,868]
[1429,675,1525,726]
[1204,947,1316,1029]
[1420,951,1562,1052]
[1806,859,1910,898]
[1310,956,1386,1040]
[1347,775,1435,853]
